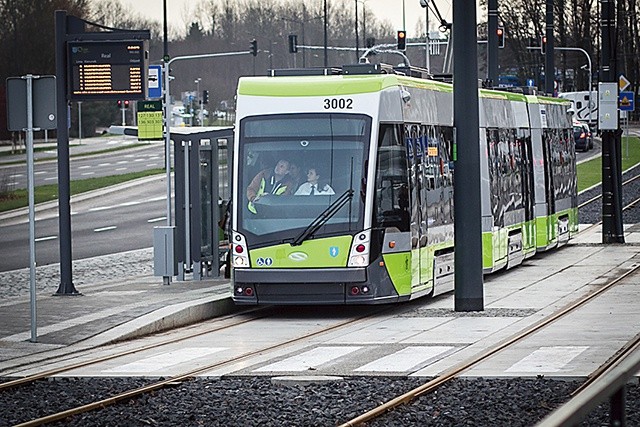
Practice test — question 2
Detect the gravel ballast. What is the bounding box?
[1,377,638,426]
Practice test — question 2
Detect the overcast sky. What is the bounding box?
[118,0,472,39]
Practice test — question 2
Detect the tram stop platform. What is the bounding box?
[0,223,639,373]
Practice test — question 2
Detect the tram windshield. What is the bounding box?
[237,113,370,245]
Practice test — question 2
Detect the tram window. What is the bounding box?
[374,124,410,231]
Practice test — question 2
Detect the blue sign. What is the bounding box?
[526,79,535,87]
[619,91,635,111]
[147,65,163,99]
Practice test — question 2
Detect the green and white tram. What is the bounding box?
[230,65,577,305]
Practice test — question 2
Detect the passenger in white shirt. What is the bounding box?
[295,167,335,195]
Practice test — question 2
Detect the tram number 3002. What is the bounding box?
[323,98,353,109]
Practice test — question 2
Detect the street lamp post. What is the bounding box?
[355,0,359,59]
[420,0,430,71]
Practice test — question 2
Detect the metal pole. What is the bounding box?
[554,47,593,123]
[600,0,624,243]
[25,74,37,342]
[54,10,78,295]
[545,0,555,94]
[453,0,484,311]
[78,101,82,144]
[163,0,169,62]
[323,0,328,67]
[425,3,430,71]
[184,141,191,274]
[163,61,172,228]
[355,0,359,60]
[488,0,498,85]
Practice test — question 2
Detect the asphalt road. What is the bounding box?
[0,175,168,272]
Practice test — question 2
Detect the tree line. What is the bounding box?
[1,0,637,140]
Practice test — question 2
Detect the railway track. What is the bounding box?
[338,262,640,426]
[2,305,395,426]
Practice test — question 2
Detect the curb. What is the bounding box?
[86,294,237,346]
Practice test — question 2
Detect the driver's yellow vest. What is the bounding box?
[248,176,288,214]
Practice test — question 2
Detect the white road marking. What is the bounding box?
[120,201,141,207]
[148,196,166,202]
[505,346,589,373]
[89,206,112,212]
[94,226,117,232]
[254,346,361,372]
[102,347,227,373]
[98,163,112,167]
[147,163,158,167]
[81,172,95,176]
[115,167,127,171]
[354,346,455,372]
[34,171,47,175]
[78,165,91,169]
[116,161,128,164]
[44,177,57,181]
[147,217,166,223]
[35,235,57,242]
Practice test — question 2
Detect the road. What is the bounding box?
[0,138,166,189]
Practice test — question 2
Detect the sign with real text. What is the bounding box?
[67,40,149,101]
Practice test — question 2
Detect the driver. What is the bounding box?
[247,159,294,214]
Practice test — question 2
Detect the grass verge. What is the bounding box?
[577,136,640,192]
[0,169,165,213]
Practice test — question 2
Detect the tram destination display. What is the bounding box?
[67,40,148,101]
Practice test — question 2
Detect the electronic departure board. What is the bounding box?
[68,40,149,101]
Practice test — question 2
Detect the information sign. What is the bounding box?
[619,91,635,111]
[137,100,163,140]
[68,40,148,101]
[148,65,162,99]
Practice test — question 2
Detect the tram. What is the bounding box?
[230,64,577,305]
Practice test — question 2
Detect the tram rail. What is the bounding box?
[6,306,394,427]
[338,263,640,426]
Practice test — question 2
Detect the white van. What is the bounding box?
[558,91,597,126]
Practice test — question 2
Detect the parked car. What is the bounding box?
[573,121,593,152]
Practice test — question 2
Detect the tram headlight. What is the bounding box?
[231,231,250,268]
[348,230,370,267]
[233,255,249,267]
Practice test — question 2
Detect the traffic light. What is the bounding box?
[117,100,130,108]
[250,39,258,56]
[541,35,547,54]
[497,27,505,48]
[124,100,129,108]
[202,90,209,105]
[397,30,407,51]
[288,34,298,53]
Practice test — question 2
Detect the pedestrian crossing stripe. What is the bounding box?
[354,346,455,372]
[254,346,362,372]
[102,347,226,373]
[505,346,588,373]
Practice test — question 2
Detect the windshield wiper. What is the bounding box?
[291,189,354,246]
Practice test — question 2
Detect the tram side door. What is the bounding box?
[405,124,427,290]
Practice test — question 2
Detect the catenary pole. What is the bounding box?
[54,10,79,295]
[600,0,624,243]
[453,0,484,311]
